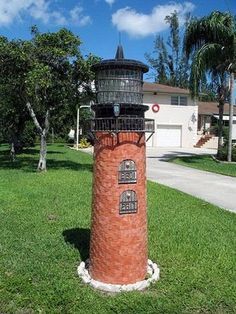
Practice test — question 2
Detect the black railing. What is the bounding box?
[91,117,154,133]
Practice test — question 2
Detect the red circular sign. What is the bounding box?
[152,103,160,113]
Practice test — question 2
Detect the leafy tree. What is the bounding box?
[0,28,98,170]
[146,11,191,88]
[165,11,181,86]
[145,35,168,84]
[184,11,235,158]
[198,74,218,102]
[0,37,32,158]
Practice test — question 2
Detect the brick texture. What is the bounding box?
[89,132,148,285]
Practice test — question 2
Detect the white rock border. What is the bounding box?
[77,259,160,293]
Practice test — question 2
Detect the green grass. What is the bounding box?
[0,144,235,314]
[171,154,236,177]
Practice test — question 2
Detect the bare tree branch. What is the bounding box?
[26,102,43,134]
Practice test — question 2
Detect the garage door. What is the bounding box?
[156,125,182,147]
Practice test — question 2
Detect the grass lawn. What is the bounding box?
[0,144,235,314]
[171,154,236,177]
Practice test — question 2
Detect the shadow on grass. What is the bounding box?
[169,155,211,164]
[148,151,213,162]
[0,150,93,173]
[23,148,64,155]
[62,228,90,261]
[47,159,93,171]
[174,155,205,163]
[147,151,198,161]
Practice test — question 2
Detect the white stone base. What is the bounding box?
[77,259,160,293]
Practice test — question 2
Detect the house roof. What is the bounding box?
[198,101,236,116]
[143,82,190,95]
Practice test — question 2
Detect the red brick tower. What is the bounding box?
[89,46,154,285]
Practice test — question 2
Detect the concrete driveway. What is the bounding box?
[79,146,236,213]
[146,147,236,213]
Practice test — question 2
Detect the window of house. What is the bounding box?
[171,96,188,106]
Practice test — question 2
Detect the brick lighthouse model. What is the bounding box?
[78,45,159,292]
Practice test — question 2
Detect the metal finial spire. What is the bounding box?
[115,33,124,60]
[115,45,124,59]
[115,32,124,59]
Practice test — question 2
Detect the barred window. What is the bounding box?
[119,190,137,214]
[118,160,137,184]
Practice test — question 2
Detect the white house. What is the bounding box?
[198,101,236,139]
[143,82,198,148]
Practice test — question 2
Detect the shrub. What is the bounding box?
[78,137,91,148]
[210,125,229,140]
[218,146,236,162]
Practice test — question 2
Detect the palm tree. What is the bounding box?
[184,11,235,159]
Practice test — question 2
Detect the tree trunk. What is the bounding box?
[38,133,47,171]
[10,141,16,162]
[217,99,224,157]
[227,72,234,162]
[9,132,23,156]
[26,102,50,171]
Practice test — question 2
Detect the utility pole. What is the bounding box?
[76,106,79,151]
[228,72,235,162]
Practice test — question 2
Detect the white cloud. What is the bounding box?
[0,0,91,27]
[112,2,195,37]
[79,15,92,26]
[0,0,32,25]
[70,6,92,26]
[51,11,67,26]
[29,0,51,24]
[105,0,115,6]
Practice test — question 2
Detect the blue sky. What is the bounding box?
[0,0,235,74]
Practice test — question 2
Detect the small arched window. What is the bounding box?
[118,160,137,184]
[119,190,138,214]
